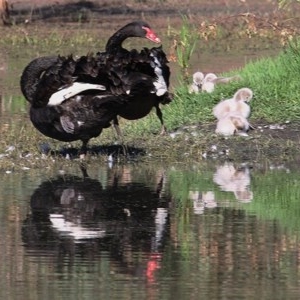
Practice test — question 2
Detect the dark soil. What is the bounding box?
[121,119,300,164]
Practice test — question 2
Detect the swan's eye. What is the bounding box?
[142,26,161,43]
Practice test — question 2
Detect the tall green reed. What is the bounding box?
[168,16,198,83]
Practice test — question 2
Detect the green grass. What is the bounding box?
[235,44,300,121]
[0,25,107,56]
[123,40,300,136]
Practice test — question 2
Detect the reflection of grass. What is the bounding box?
[244,170,300,232]
[165,165,300,271]
[163,166,300,298]
[168,165,300,234]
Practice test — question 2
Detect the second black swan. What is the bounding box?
[20,21,172,156]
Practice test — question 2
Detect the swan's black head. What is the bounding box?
[120,21,161,43]
[137,20,161,43]
[105,20,161,52]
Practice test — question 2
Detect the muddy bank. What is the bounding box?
[117,119,300,164]
[0,115,299,171]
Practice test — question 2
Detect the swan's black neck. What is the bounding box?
[105,30,131,53]
[105,21,149,53]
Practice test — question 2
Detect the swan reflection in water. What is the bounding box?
[188,163,253,214]
[213,162,253,203]
[22,165,170,281]
[188,191,217,215]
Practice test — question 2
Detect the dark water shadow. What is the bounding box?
[22,165,170,276]
[8,1,181,24]
[41,143,146,160]
[11,1,102,24]
[7,0,267,25]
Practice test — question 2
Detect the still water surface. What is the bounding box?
[1,161,300,299]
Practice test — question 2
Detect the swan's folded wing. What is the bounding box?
[48,82,106,106]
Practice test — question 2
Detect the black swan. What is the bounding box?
[20,21,171,156]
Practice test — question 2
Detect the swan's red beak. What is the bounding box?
[143,26,161,43]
